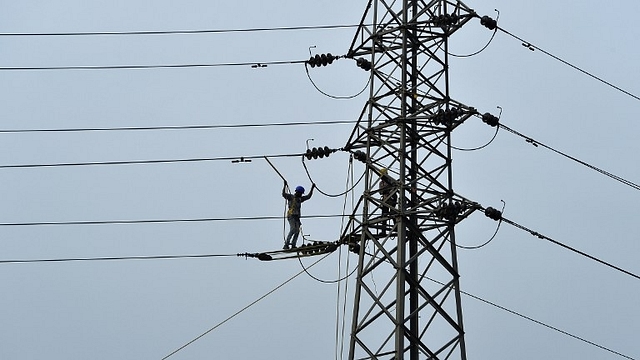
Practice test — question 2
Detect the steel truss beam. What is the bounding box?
[342,1,479,359]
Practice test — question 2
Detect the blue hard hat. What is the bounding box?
[295,186,305,194]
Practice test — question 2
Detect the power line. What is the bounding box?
[0,24,362,37]
[499,123,640,192]
[5,246,631,360]
[304,62,370,100]
[358,245,635,360]
[0,120,357,134]
[497,26,640,102]
[161,253,330,359]
[0,253,238,264]
[0,214,351,227]
[499,216,640,281]
[0,59,306,71]
[0,152,305,169]
[7,251,632,359]
[6,247,630,360]
[426,276,636,360]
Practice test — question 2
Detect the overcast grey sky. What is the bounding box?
[1,1,638,359]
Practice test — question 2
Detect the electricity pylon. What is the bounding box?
[341,1,479,359]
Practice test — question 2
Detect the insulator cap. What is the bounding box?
[432,14,460,26]
[257,253,273,261]
[305,146,335,160]
[481,15,498,30]
[356,57,372,71]
[432,108,463,126]
[484,207,502,221]
[353,150,367,163]
[435,202,463,221]
[482,112,499,127]
[307,53,337,68]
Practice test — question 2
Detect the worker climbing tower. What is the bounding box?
[341,1,479,359]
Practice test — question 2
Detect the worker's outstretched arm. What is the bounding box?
[282,181,288,198]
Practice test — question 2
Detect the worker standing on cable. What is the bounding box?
[282,181,315,249]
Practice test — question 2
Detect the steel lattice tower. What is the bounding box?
[341,1,479,359]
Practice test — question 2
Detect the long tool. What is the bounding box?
[264,156,287,183]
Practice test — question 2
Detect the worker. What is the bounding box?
[379,168,397,235]
[282,181,316,249]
